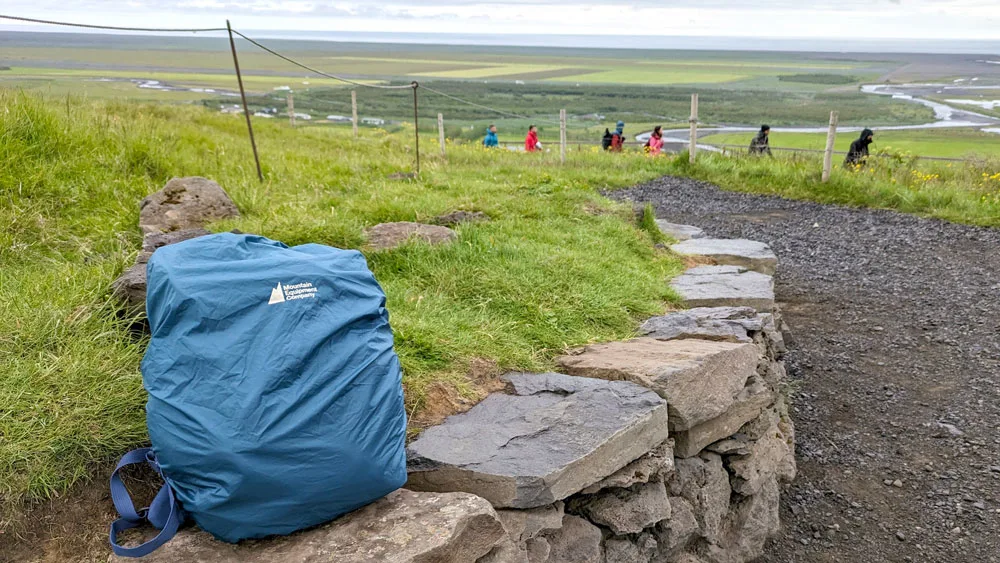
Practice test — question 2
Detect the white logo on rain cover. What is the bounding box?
[268,281,318,305]
[268,282,286,305]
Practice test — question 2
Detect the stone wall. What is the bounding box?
[407,308,794,563]
[111,226,795,563]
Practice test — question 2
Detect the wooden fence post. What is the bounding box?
[689,93,699,164]
[560,109,567,164]
[351,90,358,138]
[287,93,295,127]
[822,111,839,182]
[438,113,446,156]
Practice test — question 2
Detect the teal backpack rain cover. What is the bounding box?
[109,233,407,557]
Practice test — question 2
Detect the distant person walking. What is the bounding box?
[483,124,498,148]
[525,125,542,152]
[647,125,664,156]
[845,128,874,166]
[603,121,626,152]
[749,125,772,156]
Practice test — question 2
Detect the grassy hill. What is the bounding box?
[0,91,683,524]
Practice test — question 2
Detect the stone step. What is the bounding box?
[670,266,775,312]
[656,220,705,241]
[556,338,758,433]
[669,238,777,275]
[639,306,765,344]
[406,372,671,509]
[109,489,506,563]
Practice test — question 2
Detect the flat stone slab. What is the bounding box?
[670,238,777,275]
[672,380,774,458]
[656,221,705,241]
[365,221,457,250]
[640,307,765,344]
[109,489,505,563]
[556,338,758,432]
[406,372,670,509]
[670,266,775,311]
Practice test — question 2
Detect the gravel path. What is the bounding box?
[614,177,1000,563]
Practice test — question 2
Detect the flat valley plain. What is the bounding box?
[2,31,1000,155]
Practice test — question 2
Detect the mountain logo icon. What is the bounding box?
[268,282,286,305]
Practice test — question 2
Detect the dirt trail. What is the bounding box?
[615,177,1000,563]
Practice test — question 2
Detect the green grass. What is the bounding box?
[655,150,1000,227]
[701,128,1000,159]
[0,91,684,521]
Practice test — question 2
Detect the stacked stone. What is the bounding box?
[402,226,794,563]
[110,222,795,563]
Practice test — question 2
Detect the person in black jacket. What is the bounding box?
[749,125,772,156]
[845,128,874,166]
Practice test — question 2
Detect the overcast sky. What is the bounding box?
[2,0,999,39]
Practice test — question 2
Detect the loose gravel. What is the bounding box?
[614,176,1000,563]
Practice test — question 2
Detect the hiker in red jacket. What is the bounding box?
[524,125,542,152]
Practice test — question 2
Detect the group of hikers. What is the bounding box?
[482,120,666,156]
[749,124,876,166]
[483,120,876,167]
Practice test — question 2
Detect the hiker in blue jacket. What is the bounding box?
[483,124,499,148]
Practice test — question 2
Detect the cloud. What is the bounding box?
[3,0,998,39]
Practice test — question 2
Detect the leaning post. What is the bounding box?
[226,19,263,182]
[287,93,295,127]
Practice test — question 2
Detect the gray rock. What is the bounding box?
[142,228,211,253]
[703,476,781,563]
[726,411,796,495]
[581,440,674,494]
[109,489,505,563]
[365,221,457,250]
[434,210,490,227]
[705,437,752,457]
[112,229,214,314]
[477,536,528,563]
[669,239,777,275]
[656,221,706,241]
[655,496,699,556]
[556,338,759,431]
[139,177,239,236]
[640,307,765,344]
[543,515,604,563]
[497,502,564,542]
[111,261,148,312]
[571,481,671,535]
[672,380,775,459]
[525,537,551,563]
[406,372,671,509]
[605,533,657,563]
[670,266,775,312]
[668,453,731,545]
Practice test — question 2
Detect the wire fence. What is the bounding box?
[0,12,989,178]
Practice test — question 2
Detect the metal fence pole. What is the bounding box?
[412,82,420,175]
[226,20,263,182]
[689,93,699,164]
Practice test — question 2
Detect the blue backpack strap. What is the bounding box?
[109,448,184,558]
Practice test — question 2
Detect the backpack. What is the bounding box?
[109,233,407,557]
[611,133,624,151]
[602,128,613,150]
